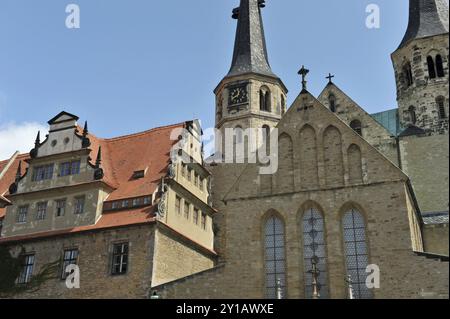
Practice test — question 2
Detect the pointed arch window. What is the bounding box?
[436,55,445,78]
[302,208,329,299]
[350,120,362,136]
[342,208,372,299]
[264,215,286,299]
[329,94,336,113]
[408,106,417,124]
[260,87,272,112]
[403,62,414,87]
[427,56,437,79]
[437,96,447,119]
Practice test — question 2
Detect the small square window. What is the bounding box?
[143,197,151,205]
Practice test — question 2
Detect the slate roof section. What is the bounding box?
[227,0,276,78]
[422,211,449,225]
[398,0,449,50]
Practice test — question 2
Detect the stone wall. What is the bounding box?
[3,224,155,299]
[151,225,216,287]
[399,133,449,213]
[423,224,449,256]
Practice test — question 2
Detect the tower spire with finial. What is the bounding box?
[398,0,449,50]
[227,0,276,78]
[94,146,104,180]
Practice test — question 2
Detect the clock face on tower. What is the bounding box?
[228,85,248,106]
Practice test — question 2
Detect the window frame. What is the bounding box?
[61,248,79,280]
[17,254,35,285]
[36,201,48,220]
[74,196,85,214]
[17,205,29,224]
[111,242,129,276]
[32,164,54,182]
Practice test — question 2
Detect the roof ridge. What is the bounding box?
[103,122,186,142]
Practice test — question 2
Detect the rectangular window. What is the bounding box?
[175,196,181,215]
[17,205,28,223]
[201,213,207,230]
[112,202,119,210]
[74,196,85,214]
[17,254,35,284]
[193,208,199,225]
[184,202,190,220]
[56,199,66,217]
[181,164,186,177]
[33,164,54,181]
[61,249,79,280]
[132,198,140,207]
[143,197,151,205]
[111,243,129,276]
[122,200,129,208]
[59,160,81,177]
[36,202,47,220]
[187,168,192,182]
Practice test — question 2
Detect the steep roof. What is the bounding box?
[398,0,449,50]
[0,122,186,222]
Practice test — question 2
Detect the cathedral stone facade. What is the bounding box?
[0,0,448,299]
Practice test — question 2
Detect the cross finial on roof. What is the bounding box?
[326,73,335,84]
[298,65,310,91]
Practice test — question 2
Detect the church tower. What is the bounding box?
[391,0,449,134]
[214,0,287,149]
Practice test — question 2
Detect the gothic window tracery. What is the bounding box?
[342,208,372,299]
[264,215,286,299]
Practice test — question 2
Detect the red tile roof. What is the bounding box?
[0,122,185,228]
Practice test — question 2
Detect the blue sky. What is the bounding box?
[0,0,412,157]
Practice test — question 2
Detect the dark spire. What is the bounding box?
[35,131,41,148]
[227,0,276,78]
[95,146,102,168]
[94,146,104,180]
[15,161,22,182]
[83,121,88,137]
[398,0,449,50]
[81,121,91,148]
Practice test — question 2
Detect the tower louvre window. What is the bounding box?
[437,96,447,119]
[408,106,417,124]
[350,120,363,136]
[260,87,271,112]
[427,56,437,79]
[436,55,445,78]
[403,62,414,87]
[329,95,336,113]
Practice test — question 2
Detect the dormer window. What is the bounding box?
[112,202,119,210]
[122,200,129,208]
[132,168,147,179]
